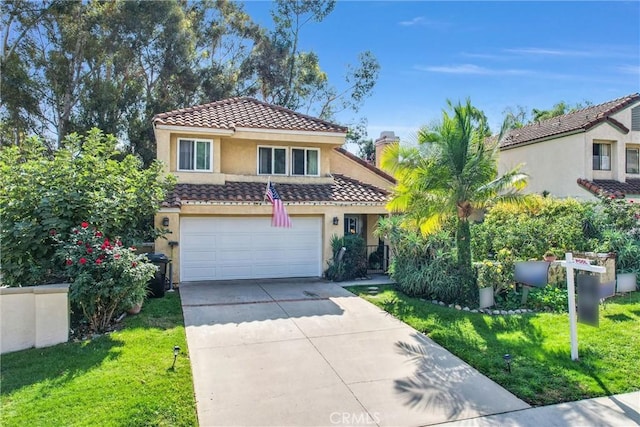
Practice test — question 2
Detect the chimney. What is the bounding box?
[374,131,400,168]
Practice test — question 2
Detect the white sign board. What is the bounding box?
[559,253,606,361]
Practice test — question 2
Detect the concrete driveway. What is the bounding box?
[180,279,529,426]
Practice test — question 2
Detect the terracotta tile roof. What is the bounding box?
[333,147,396,183]
[577,178,640,199]
[162,174,389,207]
[500,93,639,150]
[153,97,347,133]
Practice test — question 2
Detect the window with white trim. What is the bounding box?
[627,147,639,174]
[178,138,212,171]
[258,146,287,175]
[592,143,611,171]
[291,148,319,176]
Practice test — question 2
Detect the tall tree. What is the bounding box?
[254,0,379,120]
[381,100,528,300]
[346,118,375,162]
[500,100,594,132]
[1,0,57,146]
[1,0,379,162]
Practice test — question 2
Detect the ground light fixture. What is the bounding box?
[172,345,180,369]
[503,354,512,373]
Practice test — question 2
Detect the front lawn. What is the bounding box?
[347,285,640,406]
[0,292,197,426]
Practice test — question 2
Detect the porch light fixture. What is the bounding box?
[162,217,170,227]
[333,216,339,225]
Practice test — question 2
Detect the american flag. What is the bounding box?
[265,182,292,228]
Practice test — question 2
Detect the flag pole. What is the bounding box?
[263,176,270,204]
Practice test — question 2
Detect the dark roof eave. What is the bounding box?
[152,97,348,133]
[500,129,585,151]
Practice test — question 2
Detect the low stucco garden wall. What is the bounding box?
[0,284,69,354]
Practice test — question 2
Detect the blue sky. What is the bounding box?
[243,1,640,146]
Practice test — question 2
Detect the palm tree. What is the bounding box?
[380,99,528,299]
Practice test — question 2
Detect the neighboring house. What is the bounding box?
[152,97,395,283]
[498,93,640,201]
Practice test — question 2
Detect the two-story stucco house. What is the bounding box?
[498,93,640,201]
[152,97,395,283]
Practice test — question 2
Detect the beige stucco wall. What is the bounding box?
[220,139,335,177]
[0,284,69,354]
[365,214,381,246]
[330,150,395,191]
[499,132,592,199]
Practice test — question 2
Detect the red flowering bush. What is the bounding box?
[57,222,156,332]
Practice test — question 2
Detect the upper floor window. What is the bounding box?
[593,143,611,171]
[178,139,212,171]
[258,146,287,175]
[631,106,640,131]
[291,148,319,176]
[627,147,639,174]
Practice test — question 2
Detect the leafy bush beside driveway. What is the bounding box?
[0,128,174,287]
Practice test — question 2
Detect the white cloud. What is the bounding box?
[616,64,640,75]
[398,16,450,30]
[505,47,589,56]
[415,64,530,76]
[399,16,425,26]
[459,52,505,60]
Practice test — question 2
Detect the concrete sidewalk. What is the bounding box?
[438,391,640,426]
[180,279,529,426]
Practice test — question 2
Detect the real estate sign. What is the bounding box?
[559,254,606,361]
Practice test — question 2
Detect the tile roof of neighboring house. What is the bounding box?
[577,178,640,199]
[333,147,396,183]
[153,97,348,133]
[500,93,640,150]
[162,174,389,207]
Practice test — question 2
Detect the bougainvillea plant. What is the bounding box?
[56,222,156,332]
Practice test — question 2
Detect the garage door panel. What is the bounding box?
[184,266,217,281]
[182,250,216,262]
[218,266,249,279]
[180,217,322,281]
[218,249,251,261]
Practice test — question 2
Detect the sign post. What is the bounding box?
[559,253,606,361]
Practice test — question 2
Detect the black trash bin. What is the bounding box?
[146,253,170,298]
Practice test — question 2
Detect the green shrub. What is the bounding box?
[597,229,640,273]
[526,285,568,312]
[325,234,367,281]
[392,253,466,303]
[56,222,156,332]
[382,223,467,303]
[474,249,516,296]
[0,129,174,287]
[472,196,596,261]
[593,196,640,273]
[595,195,640,236]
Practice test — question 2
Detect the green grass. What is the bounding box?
[0,292,198,426]
[347,285,640,406]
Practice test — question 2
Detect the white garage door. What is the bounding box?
[180,217,322,282]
